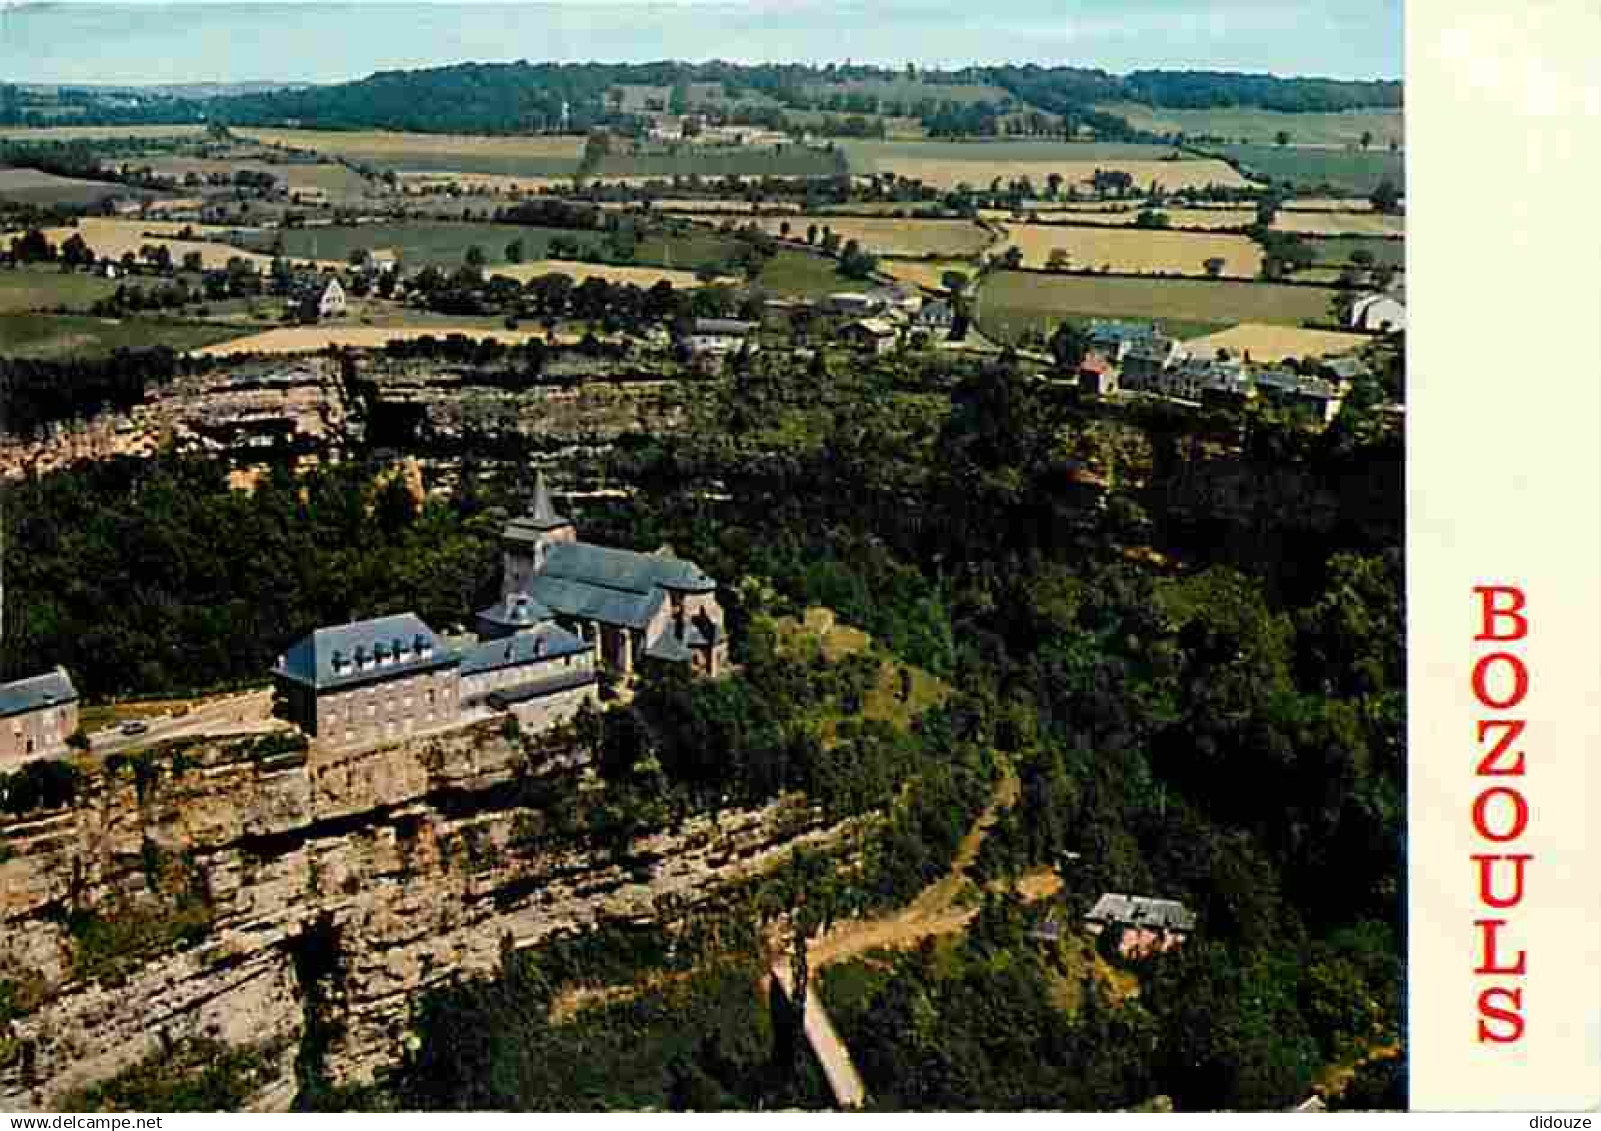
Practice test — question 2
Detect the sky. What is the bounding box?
[0,1,1404,87]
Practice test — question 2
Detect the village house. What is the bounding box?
[1085,893,1197,960]
[286,274,347,322]
[1077,351,1118,396]
[842,317,901,355]
[0,667,80,772]
[864,282,923,319]
[683,318,759,358]
[1118,335,1188,394]
[486,474,730,679]
[822,291,882,317]
[1254,369,1346,424]
[1085,319,1166,364]
[915,298,956,334]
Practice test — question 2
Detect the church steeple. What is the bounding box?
[528,471,568,530]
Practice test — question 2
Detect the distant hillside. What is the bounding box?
[5,62,1402,138]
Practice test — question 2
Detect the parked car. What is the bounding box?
[119,720,150,736]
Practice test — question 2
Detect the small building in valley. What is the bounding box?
[842,317,900,355]
[1086,893,1196,959]
[683,318,759,358]
[916,299,956,333]
[0,667,79,772]
[287,275,347,323]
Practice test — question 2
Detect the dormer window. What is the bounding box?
[331,649,347,674]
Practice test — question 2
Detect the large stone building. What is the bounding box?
[273,610,600,750]
[0,667,79,772]
[272,474,724,749]
[480,474,729,678]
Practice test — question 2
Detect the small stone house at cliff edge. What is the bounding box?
[0,666,80,772]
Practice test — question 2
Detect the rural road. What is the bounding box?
[89,689,284,755]
[770,962,868,1110]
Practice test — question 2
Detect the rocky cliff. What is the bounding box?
[0,722,842,1112]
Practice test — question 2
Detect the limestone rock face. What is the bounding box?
[0,723,840,1111]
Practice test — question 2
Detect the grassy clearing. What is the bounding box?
[1207,144,1403,194]
[0,167,124,207]
[755,247,848,299]
[0,266,119,313]
[1181,322,1370,363]
[1302,236,1406,268]
[749,214,991,258]
[138,156,372,197]
[976,269,1340,342]
[995,222,1262,277]
[0,313,248,359]
[256,220,600,268]
[1096,102,1404,149]
[767,606,950,743]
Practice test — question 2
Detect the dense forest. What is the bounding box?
[3,345,1404,1110]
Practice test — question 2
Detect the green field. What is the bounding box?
[1206,144,1404,194]
[839,138,1181,175]
[976,270,1341,343]
[0,167,127,207]
[1097,102,1404,148]
[754,247,848,299]
[0,313,249,359]
[251,222,605,268]
[588,146,845,180]
[249,220,749,274]
[0,267,120,313]
[1304,236,1407,269]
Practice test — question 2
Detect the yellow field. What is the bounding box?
[879,157,1252,193]
[749,215,993,258]
[984,206,1256,230]
[39,218,302,271]
[1183,322,1370,363]
[1273,212,1405,238]
[879,258,974,293]
[488,260,705,289]
[193,324,565,357]
[995,223,1263,278]
[0,124,209,141]
[236,128,588,161]
[1286,197,1376,212]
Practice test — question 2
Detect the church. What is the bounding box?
[272,473,728,749]
[476,474,730,678]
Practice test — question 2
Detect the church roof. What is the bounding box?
[460,622,588,675]
[541,541,717,596]
[527,573,666,630]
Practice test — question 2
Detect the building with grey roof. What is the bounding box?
[272,613,461,747]
[1086,893,1197,959]
[0,666,79,771]
[492,472,729,680]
